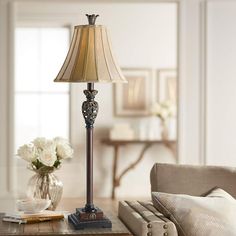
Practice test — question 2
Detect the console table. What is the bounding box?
[102,139,177,199]
[0,198,132,236]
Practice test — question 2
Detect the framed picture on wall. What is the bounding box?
[157,69,177,102]
[113,68,153,117]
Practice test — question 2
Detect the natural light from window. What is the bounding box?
[14,27,70,152]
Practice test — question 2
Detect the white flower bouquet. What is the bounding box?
[151,100,176,140]
[17,137,74,171]
[151,100,176,122]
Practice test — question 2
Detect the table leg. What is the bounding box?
[112,145,119,199]
[164,141,177,159]
[116,143,152,186]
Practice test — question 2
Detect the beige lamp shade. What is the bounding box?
[54,25,126,83]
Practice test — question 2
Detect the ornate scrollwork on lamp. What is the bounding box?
[82,89,98,128]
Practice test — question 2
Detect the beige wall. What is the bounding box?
[205,1,236,166]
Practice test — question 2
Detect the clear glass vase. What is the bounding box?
[27,168,63,210]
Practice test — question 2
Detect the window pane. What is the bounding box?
[15,28,69,93]
[15,27,70,151]
[41,28,69,92]
[15,94,40,149]
[15,28,41,92]
[40,94,69,138]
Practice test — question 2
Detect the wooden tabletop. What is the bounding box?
[0,198,132,236]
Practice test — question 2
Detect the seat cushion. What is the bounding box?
[152,188,236,236]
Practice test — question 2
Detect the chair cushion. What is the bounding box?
[152,188,236,236]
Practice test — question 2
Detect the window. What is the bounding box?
[14,27,70,151]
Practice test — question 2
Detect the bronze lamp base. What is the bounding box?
[68,207,112,230]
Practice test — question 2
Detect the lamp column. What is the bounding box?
[69,81,112,228]
[82,82,98,212]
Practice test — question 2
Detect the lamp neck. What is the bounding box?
[87,82,94,91]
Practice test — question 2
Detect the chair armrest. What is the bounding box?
[118,201,178,236]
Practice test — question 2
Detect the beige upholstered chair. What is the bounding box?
[119,163,236,236]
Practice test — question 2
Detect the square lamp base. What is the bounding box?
[68,207,112,230]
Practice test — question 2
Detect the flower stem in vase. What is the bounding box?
[27,169,63,210]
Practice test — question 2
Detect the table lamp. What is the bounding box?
[54,14,126,229]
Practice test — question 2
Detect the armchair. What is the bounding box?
[119,163,236,236]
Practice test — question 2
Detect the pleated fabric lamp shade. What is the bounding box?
[54,24,126,83]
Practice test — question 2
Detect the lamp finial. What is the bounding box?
[86,14,99,25]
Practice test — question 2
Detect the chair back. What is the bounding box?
[150,163,236,197]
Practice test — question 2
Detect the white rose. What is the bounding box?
[163,100,172,107]
[151,103,161,115]
[53,137,73,159]
[17,144,37,162]
[38,146,57,167]
[160,108,169,120]
[33,137,48,149]
[34,138,56,153]
[56,143,74,159]
[43,140,56,150]
[53,137,69,145]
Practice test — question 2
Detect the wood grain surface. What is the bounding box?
[0,198,132,236]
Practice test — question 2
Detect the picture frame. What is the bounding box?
[113,68,154,117]
[157,69,177,102]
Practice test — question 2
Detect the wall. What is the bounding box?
[177,0,236,167]
[0,0,16,211]
[205,1,236,166]
[178,0,205,165]
[15,1,178,199]
[0,0,10,198]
